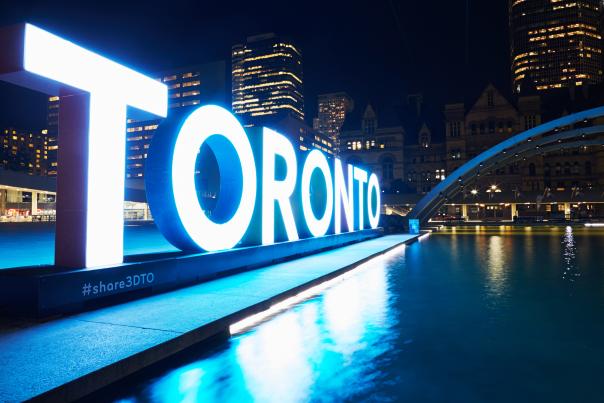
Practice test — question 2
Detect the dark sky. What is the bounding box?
[0,0,510,130]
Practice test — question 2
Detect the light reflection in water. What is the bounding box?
[236,308,317,402]
[523,232,534,271]
[562,226,580,283]
[486,236,508,297]
[108,228,604,403]
[323,257,389,359]
[145,256,394,402]
[449,228,459,261]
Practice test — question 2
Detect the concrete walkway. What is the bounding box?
[0,234,417,402]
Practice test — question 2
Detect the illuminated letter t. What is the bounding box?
[0,24,167,268]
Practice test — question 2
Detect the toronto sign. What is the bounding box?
[0,24,381,268]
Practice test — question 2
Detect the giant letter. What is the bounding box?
[0,24,167,267]
[262,128,299,244]
[147,105,257,252]
[367,173,381,229]
[301,150,334,237]
[334,159,354,234]
[353,167,368,230]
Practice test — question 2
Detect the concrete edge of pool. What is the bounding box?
[0,232,424,402]
[0,228,383,317]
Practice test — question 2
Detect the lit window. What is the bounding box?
[182,81,201,87]
[182,90,200,97]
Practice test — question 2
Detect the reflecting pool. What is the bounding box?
[0,222,177,269]
[104,227,604,402]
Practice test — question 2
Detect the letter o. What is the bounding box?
[367,173,381,229]
[301,150,334,237]
[171,105,256,251]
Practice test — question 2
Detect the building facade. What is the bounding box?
[510,0,603,93]
[1,128,48,176]
[320,85,604,211]
[232,33,304,127]
[339,99,448,196]
[445,84,543,194]
[401,94,447,195]
[340,105,405,192]
[444,84,604,206]
[403,122,447,194]
[46,96,59,176]
[126,62,226,178]
[273,115,335,156]
[313,92,354,153]
[445,84,542,183]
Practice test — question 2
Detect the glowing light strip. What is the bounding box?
[585,223,604,227]
[418,232,432,241]
[229,243,407,335]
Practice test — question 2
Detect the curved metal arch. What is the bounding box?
[415,130,604,222]
[444,138,604,205]
[414,127,604,222]
[451,126,604,191]
[408,105,604,223]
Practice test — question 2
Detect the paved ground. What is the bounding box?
[0,234,417,402]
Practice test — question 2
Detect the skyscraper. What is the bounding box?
[46,62,226,179]
[126,62,226,178]
[314,92,354,153]
[510,0,603,93]
[46,96,59,176]
[1,128,48,175]
[231,33,304,127]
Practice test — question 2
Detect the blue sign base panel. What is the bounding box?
[0,233,420,402]
[0,229,382,317]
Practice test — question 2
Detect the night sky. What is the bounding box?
[0,0,510,131]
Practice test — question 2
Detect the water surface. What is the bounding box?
[98,227,604,402]
[0,223,177,268]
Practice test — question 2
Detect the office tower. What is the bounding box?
[510,0,603,93]
[0,128,48,175]
[46,96,59,175]
[232,33,304,127]
[46,61,226,179]
[314,92,354,153]
[126,61,226,178]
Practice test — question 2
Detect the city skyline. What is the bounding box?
[0,0,511,131]
[1,7,604,403]
[2,1,603,200]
